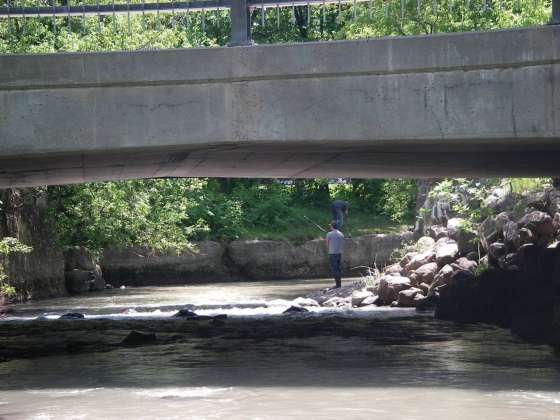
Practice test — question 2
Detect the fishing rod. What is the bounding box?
[302,215,326,233]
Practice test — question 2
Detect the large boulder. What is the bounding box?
[499,252,519,271]
[351,290,374,307]
[64,246,96,271]
[434,238,459,266]
[397,287,424,307]
[409,262,438,285]
[446,218,476,255]
[518,211,555,240]
[502,221,520,251]
[451,257,478,273]
[487,242,506,268]
[479,216,499,252]
[399,252,417,268]
[553,213,560,233]
[427,225,448,240]
[384,263,403,276]
[519,227,536,246]
[65,270,92,294]
[65,266,105,294]
[377,275,411,305]
[416,236,436,253]
[547,189,560,216]
[305,280,366,305]
[323,296,350,307]
[431,264,455,289]
[283,306,309,314]
[360,295,379,307]
[483,187,516,213]
[446,218,465,240]
[64,246,105,292]
[431,259,475,291]
[479,213,510,251]
[404,251,435,273]
[525,191,549,212]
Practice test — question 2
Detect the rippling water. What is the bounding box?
[1,278,559,419]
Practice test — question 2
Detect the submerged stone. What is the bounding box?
[121,331,157,346]
[283,306,309,314]
[59,313,85,320]
[174,309,198,318]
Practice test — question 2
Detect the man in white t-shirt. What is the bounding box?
[326,222,344,288]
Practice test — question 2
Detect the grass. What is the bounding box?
[506,178,552,195]
[238,207,411,242]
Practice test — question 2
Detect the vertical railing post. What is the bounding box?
[552,0,560,24]
[229,0,252,45]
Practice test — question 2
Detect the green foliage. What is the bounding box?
[503,178,552,195]
[428,178,499,222]
[43,177,413,248]
[46,179,209,252]
[380,180,417,222]
[0,1,226,53]
[0,237,33,256]
[0,237,33,301]
[0,0,552,53]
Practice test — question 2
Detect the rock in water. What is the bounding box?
[122,331,157,346]
[59,313,85,320]
[283,306,309,314]
[304,280,366,305]
[173,309,214,320]
[174,309,198,318]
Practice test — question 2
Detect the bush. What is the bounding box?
[0,237,33,302]
[380,180,417,223]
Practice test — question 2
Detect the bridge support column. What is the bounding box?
[229,0,252,46]
[553,0,560,24]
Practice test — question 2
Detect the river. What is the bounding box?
[1,278,559,419]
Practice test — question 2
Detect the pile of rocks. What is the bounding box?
[299,230,479,310]
[478,188,560,272]
[368,224,478,308]
[302,187,560,312]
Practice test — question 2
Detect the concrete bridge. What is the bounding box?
[1,24,560,187]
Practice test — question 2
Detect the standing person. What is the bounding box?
[330,199,349,230]
[326,222,344,289]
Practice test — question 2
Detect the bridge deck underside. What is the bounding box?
[2,139,560,187]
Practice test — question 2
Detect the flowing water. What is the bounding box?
[1,278,559,419]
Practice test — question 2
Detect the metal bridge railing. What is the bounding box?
[0,0,558,46]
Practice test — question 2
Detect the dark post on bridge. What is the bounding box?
[553,0,560,25]
[229,0,251,46]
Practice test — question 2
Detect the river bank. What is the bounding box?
[0,186,413,300]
